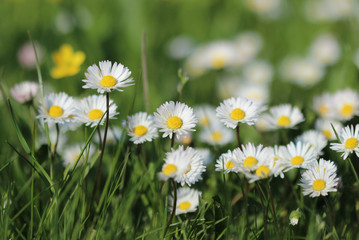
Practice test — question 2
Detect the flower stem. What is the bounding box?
[268,182,279,235]
[324,196,335,227]
[348,157,359,186]
[171,133,176,148]
[236,124,242,149]
[255,182,267,240]
[163,179,177,238]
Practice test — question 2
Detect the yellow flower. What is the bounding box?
[51,44,85,79]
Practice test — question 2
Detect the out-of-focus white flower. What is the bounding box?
[296,130,328,156]
[309,33,340,66]
[169,187,201,215]
[315,118,343,140]
[55,10,75,34]
[196,148,213,165]
[194,105,219,128]
[332,89,359,121]
[233,32,262,65]
[17,42,44,69]
[237,82,269,104]
[266,104,305,129]
[10,81,39,104]
[243,60,273,84]
[280,57,325,87]
[304,0,356,22]
[289,209,301,226]
[244,0,282,18]
[217,76,242,99]
[202,41,237,70]
[166,36,196,60]
[312,92,335,119]
[199,124,234,146]
[176,132,193,146]
[94,127,123,145]
[61,143,96,167]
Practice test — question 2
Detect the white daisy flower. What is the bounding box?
[245,147,282,183]
[309,33,340,66]
[154,101,197,139]
[245,0,281,17]
[217,75,242,99]
[176,132,193,146]
[169,187,201,215]
[194,105,218,128]
[37,122,67,152]
[184,47,208,78]
[312,92,335,119]
[75,95,118,127]
[216,97,262,129]
[233,32,262,65]
[126,112,158,144]
[330,124,359,160]
[333,89,359,121]
[314,118,343,140]
[255,113,273,131]
[82,60,134,93]
[243,60,273,84]
[37,92,76,124]
[199,125,234,146]
[269,145,285,178]
[296,130,328,156]
[235,143,272,175]
[61,143,96,167]
[158,146,206,186]
[166,35,195,60]
[237,82,269,105]
[299,158,339,197]
[215,149,240,173]
[279,141,318,171]
[10,81,39,104]
[202,41,237,70]
[267,104,305,129]
[196,148,213,165]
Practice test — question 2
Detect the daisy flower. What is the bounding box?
[309,33,340,66]
[330,124,359,160]
[75,95,118,127]
[202,41,237,70]
[176,132,193,146]
[315,118,343,140]
[194,105,218,128]
[235,143,272,175]
[37,92,76,124]
[216,97,262,129]
[169,187,201,215]
[237,82,269,105]
[158,146,206,186]
[299,159,339,197]
[196,148,213,165]
[233,31,262,65]
[333,89,359,121]
[61,144,96,167]
[243,60,273,84]
[267,104,305,129]
[312,92,335,119]
[269,145,285,178]
[215,150,240,173]
[199,125,234,146]
[279,141,318,171]
[296,130,328,156]
[10,81,39,104]
[154,101,197,139]
[255,113,273,131]
[37,122,67,152]
[82,60,133,93]
[126,112,158,144]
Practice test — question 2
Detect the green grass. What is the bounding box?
[1,0,359,239]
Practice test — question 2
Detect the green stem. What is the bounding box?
[255,182,267,240]
[236,124,242,149]
[163,179,177,238]
[348,157,359,186]
[268,182,279,236]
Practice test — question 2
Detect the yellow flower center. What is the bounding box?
[48,105,63,118]
[178,201,191,210]
[291,156,304,165]
[167,116,183,129]
[230,108,245,121]
[255,165,270,178]
[273,156,279,166]
[322,130,331,139]
[243,156,257,169]
[88,109,103,120]
[163,164,177,176]
[100,75,117,88]
[312,179,326,191]
[211,131,222,142]
[134,125,148,136]
[319,105,329,115]
[182,136,192,145]
[200,117,209,126]
[345,137,358,150]
[341,104,353,117]
[68,114,74,119]
[226,160,234,169]
[277,115,291,127]
[211,54,226,69]
[185,164,191,174]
